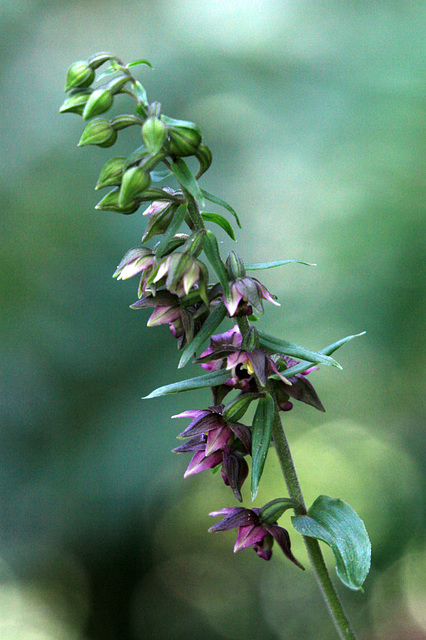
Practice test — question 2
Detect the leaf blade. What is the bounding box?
[143,369,230,399]
[201,211,236,240]
[171,158,204,205]
[251,393,275,500]
[203,230,229,298]
[245,259,316,270]
[201,189,241,228]
[258,331,341,369]
[292,495,371,591]
[178,301,227,368]
[154,203,187,259]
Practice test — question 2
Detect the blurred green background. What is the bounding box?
[1,0,425,638]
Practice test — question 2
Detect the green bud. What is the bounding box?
[195,144,213,178]
[87,51,115,70]
[110,114,143,131]
[95,188,140,215]
[105,75,130,94]
[82,88,113,119]
[95,156,126,190]
[78,119,117,147]
[162,116,202,157]
[142,117,167,154]
[65,61,95,92]
[142,203,177,242]
[181,230,206,257]
[59,89,92,115]
[241,326,259,351]
[226,251,246,280]
[168,126,202,157]
[118,167,151,207]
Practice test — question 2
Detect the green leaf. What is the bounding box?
[150,168,172,182]
[201,190,241,228]
[128,59,153,69]
[171,159,204,205]
[272,332,366,378]
[178,301,227,368]
[319,332,366,357]
[251,393,275,500]
[258,331,341,369]
[201,212,236,240]
[154,204,188,259]
[143,369,230,399]
[292,495,371,591]
[131,81,148,106]
[245,259,316,270]
[202,231,229,298]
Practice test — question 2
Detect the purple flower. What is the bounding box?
[113,245,157,296]
[197,326,291,402]
[172,404,251,501]
[208,507,304,567]
[271,356,325,412]
[153,252,209,303]
[224,276,280,317]
[130,290,208,348]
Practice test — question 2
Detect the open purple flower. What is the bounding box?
[172,404,251,501]
[197,326,291,402]
[270,356,325,412]
[209,506,304,567]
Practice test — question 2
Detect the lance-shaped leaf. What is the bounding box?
[258,331,341,369]
[201,189,241,228]
[143,369,230,399]
[245,259,316,270]
[201,212,236,240]
[292,495,371,591]
[203,230,229,298]
[178,301,227,368]
[171,159,204,205]
[251,393,275,500]
[275,332,366,378]
[154,204,187,259]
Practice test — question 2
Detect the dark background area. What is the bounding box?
[1,1,425,638]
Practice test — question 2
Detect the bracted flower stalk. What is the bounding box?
[61,52,370,640]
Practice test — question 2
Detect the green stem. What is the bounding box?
[236,314,358,640]
[271,410,358,640]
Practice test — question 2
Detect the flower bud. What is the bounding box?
[87,51,115,70]
[162,116,202,157]
[65,61,95,92]
[82,88,113,119]
[241,326,259,351]
[95,156,126,190]
[226,251,246,280]
[142,117,167,154]
[181,229,206,257]
[118,167,151,207]
[195,144,213,178]
[110,115,142,131]
[95,188,140,215]
[59,89,92,115]
[78,119,117,147]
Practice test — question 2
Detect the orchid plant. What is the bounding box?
[60,53,371,640]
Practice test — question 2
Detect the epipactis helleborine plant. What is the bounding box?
[60,52,371,640]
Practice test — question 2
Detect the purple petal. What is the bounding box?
[234,524,267,552]
[221,451,249,502]
[183,450,223,477]
[208,507,258,532]
[266,524,305,570]
[205,426,232,456]
[147,306,181,327]
[286,375,325,412]
[223,284,243,317]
